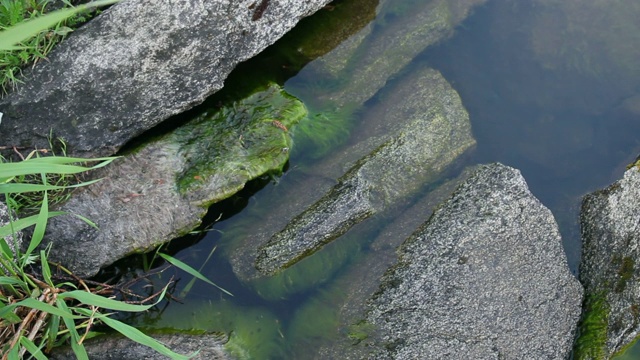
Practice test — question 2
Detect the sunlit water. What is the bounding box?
[120,0,640,357]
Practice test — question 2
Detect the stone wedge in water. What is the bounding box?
[577,166,640,358]
[43,85,306,277]
[0,0,331,157]
[250,68,475,277]
[362,163,583,359]
[290,0,487,109]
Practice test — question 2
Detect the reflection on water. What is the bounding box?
[130,0,640,357]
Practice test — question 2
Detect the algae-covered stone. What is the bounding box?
[147,300,286,360]
[577,166,640,358]
[222,69,475,281]
[289,0,487,109]
[43,85,306,277]
[51,332,230,360]
[363,163,582,359]
[251,67,475,277]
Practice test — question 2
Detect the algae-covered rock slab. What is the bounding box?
[230,67,475,280]
[362,163,582,359]
[290,0,487,109]
[577,166,640,358]
[0,0,331,157]
[51,332,230,360]
[43,85,306,277]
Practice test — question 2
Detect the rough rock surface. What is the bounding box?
[230,67,476,280]
[50,332,230,360]
[0,201,22,261]
[577,166,640,358]
[361,163,582,359]
[44,85,305,277]
[0,0,331,157]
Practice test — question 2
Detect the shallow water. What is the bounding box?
[123,0,640,357]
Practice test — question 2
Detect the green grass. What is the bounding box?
[0,0,97,95]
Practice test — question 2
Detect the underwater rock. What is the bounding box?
[229,67,475,281]
[51,332,230,360]
[147,299,287,359]
[43,85,306,277]
[290,0,487,109]
[0,0,331,158]
[359,163,582,359]
[576,166,640,358]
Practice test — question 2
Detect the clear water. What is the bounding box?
[123,0,640,357]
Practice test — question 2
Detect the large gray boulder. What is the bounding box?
[360,163,583,359]
[0,0,331,157]
[576,166,640,358]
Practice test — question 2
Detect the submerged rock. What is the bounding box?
[358,163,583,359]
[51,332,229,360]
[43,85,306,277]
[290,0,487,109]
[146,299,287,360]
[576,166,640,358]
[229,67,475,281]
[0,0,331,157]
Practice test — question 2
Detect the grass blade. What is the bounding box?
[23,182,48,258]
[19,336,48,360]
[0,178,102,194]
[59,290,157,312]
[56,298,88,360]
[0,298,82,320]
[0,0,121,50]
[0,211,65,238]
[159,253,233,297]
[99,316,193,360]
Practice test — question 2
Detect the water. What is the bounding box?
[119,0,640,357]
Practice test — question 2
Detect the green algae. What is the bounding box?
[170,84,306,205]
[150,300,286,359]
[250,231,363,301]
[574,293,610,360]
[291,104,359,160]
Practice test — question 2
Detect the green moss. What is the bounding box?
[574,292,610,360]
[347,320,375,345]
[171,84,306,199]
[291,104,359,159]
[615,256,635,293]
[151,300,286,359]
[250,232,363,301]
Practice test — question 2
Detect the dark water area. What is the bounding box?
[118,0,640,357]
[420,0,640,273]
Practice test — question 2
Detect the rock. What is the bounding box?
[0,201,22,263]
[289,0,487,109]
[43,85,306,277]
[50,332,230,360]
[229,67,475,281]
[576,166,640,358]
[144,299,288,359]
[360,163,582,359]
[0,0,331,157]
